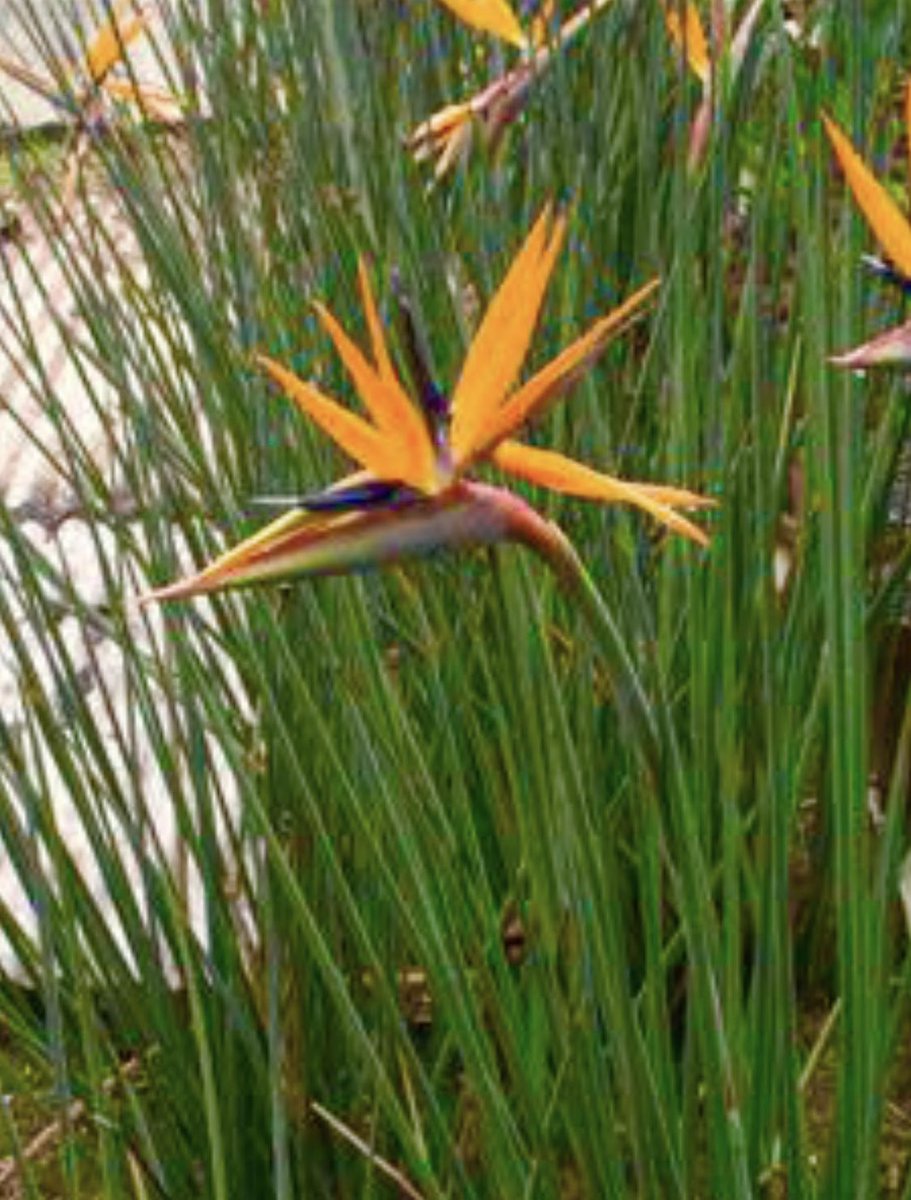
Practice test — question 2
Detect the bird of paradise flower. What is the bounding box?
[0,1,182,206]
[823,84,911,367]
[409,0,614,178]
[143,207,712,605]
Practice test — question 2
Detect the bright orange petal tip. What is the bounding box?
[255,352,404,481]
[450,204,569,461]
[822,110,911,281]
[468,275,661,462]
[310,290,438,489]
[828,318,911,369]
[84,0,150,85]
[664,2,710,86]
[433,0,527,48]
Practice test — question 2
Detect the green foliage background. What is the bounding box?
[1,0,911,1195]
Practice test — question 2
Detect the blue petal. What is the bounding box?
[252,479,417,513]
[862,254,911,297]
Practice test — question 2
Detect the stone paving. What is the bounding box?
[0,4,244,983]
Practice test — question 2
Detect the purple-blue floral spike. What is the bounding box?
[253,479,413,514]
[861,254,911,297]
[390,272,451,450]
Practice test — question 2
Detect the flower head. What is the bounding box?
[0,1,183,205]
[823,86,911,367]
[409,0,614,179]
[0,1,178,121]
[144,207,712,603]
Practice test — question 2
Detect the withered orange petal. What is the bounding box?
[451,205,564,456]
[823,112,911,281]
[493,440,711,546]
[551,0,615,55]
[464,278,660,463]
[256,353,406,481]
[625,482,717,509]
[407,102,473,153]
[730,0,766,75]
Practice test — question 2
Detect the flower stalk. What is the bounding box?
[410,0,615,178]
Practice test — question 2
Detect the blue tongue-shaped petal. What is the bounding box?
[252,479,417,513]
[390,272,450,447]
[862,254,911,297]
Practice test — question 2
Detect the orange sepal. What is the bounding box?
[312,301,436,490]
[823,111,911,281]
[255,353,407,482]
[433,0,527,48]
[665,2,710,86]
[451,205,565,458]
[466,278,660,462]
[492,440,712,545]
[356,260,396,385]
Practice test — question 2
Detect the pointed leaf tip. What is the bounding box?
[85,0,150,85]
